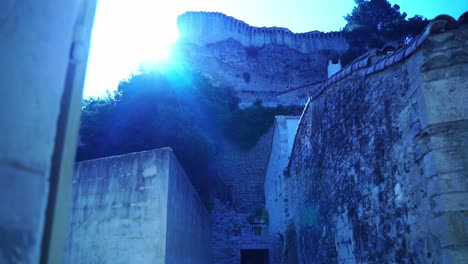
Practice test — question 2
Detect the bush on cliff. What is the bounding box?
[77,64,238,193]
[223,99,303,149]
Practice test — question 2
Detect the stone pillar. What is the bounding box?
[0,1,82,262]
[415,31,468,263]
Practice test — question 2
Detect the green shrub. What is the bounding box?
[223,100,302,149]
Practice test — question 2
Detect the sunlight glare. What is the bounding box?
[83,0,467,98]
[83,0,179,97]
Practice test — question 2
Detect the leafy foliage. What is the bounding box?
[342,0,429,65]
[77,64,302,195]
[223,99,303,149]
[77,64,238,193]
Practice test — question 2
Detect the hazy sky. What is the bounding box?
[83,0,467,97]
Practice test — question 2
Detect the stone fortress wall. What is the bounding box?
[177,11,348,54]
[280,16,468,263]
[176,11,349,100]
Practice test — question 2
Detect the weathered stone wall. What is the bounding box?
[213,127,275,212]
[209,126,276,263]
[0,1,79,262]
[177,12,348,54]
[65,148,211,263]
[284,26,468,263]
[264,116,300,263]
[211,198,269,264]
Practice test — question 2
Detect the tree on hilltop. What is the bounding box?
[342,0,429,65]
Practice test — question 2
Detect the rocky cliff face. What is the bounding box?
[176,39,327,92]
[175,12,349,103]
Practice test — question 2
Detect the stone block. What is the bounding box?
[427,171,468,196]
[421,147,467,180]
[439,247,468,264]
[419,78,468,128]
[422,151,438,178]
[431,193,468,213]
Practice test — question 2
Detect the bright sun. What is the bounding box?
[83,0,179,98]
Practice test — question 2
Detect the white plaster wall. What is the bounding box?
[264,116,300,263]
[327,59,342,78]
[286,118,300,155]
[0,1,79,262]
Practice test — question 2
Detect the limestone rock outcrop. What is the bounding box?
[175,12,349,105]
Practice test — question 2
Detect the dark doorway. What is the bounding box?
[241,249,269,264]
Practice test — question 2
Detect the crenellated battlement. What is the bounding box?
[177,11,348,53]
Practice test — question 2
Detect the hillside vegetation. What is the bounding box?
[77,64,299,193]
